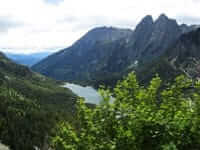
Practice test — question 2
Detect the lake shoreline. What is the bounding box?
[62,83,102,104]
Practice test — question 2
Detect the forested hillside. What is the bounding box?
[0,52,77,150]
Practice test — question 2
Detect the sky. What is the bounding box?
[0,0,199,54]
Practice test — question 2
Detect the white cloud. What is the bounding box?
[44,0,64,5]
[0,0,199,54]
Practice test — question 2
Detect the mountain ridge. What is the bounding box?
[32,14,200,87]
[0,51,78,149]
[0,51,77,115]
[136,27,200,84]
[5,51,51,67]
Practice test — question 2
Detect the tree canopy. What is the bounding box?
[52,73,200,150]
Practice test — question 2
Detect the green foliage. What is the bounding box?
[0,52,78,150]
[52,73,200,150]
[0,78,77,150]
[0,88,58,150]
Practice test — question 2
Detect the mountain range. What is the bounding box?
[5,52,51,67]
[137,28,200,83]
[32,14,200,87]
[1,13,200,149]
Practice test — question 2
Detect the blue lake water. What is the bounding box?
[63,83,102,104]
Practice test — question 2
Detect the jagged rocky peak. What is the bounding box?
[135,14,178,33]
[155,14,178,25]
[32,14,192,84]
[132,15,154,37]
[138,14,175,26]
[153,14,179,32]
[139,15,154,25]
[157,14,168,20]
[134,15,153,30]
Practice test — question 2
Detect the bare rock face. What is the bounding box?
[32,14,199,86]
[137,28,200,83]
[167,28,200,78]
[142,14,181,59]
[32,27,133,81]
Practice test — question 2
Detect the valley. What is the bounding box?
[5,52,51,67]
[0,9,200,150]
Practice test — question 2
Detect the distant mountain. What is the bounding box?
[32,14,199,87]
[32,27,132,82]
[5,52,51,67]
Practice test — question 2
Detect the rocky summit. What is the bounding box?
[32,14,199,87]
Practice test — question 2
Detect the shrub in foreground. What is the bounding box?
[52,73,200,150]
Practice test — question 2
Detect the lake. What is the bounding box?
[63,83,102,104]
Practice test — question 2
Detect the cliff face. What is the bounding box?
[166,28,200,79]
[32,27,133,81]
[137,28,200,83]
[32,14,197,87]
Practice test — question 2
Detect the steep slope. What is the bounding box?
[0,51,76,111]
[32,14,192,87]
[0,51,78,150]
[32,27,132,82]
[140,14,181,60]
[137,28,200,83]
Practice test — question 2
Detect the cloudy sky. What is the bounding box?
[0,0,199,54]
